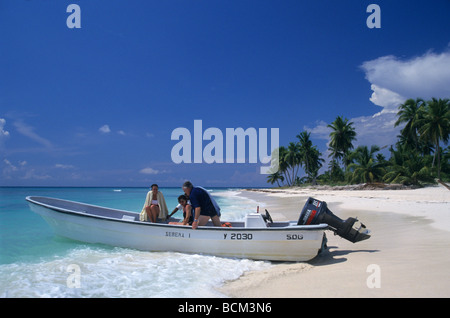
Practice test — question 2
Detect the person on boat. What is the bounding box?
[139,184,168,222]
[168,195,193,225]
[182,181,221,229]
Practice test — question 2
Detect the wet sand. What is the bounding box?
[218,184,450,297]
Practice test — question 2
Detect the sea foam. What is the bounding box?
[0,246,271,298]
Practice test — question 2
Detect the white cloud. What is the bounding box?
[361,50,450,111]
[13,120,53,148]
[3,159,18,172]
[0,118,9,151]
[0,118,9,138]
[55,163,75,169]
[304,120,331,140]
[139,167,160,175]
[368,84,405,114]
[99,125,129,136]
[99,124,111,134]
[21,169,51,180]
[349,112,398,148]
[2,158,51,181]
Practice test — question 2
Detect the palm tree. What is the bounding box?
[418,98,450,180]
[267,170,285,187]
[384,144,433,186]
[328,116,357,172]
[442,145,450,181]
[347,145,385,184]
[328,159,344,182]
[284,142,302,186]
[277,146,290,185]
[395,98,426,152]
[305,146,324,185]
[296,131,313,175]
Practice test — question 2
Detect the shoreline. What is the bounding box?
[218,184,450,298]
[243,184,450,231]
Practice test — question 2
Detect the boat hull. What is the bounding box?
[27,196,328,261]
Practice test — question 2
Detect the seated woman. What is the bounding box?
[174,195,193,226]
[139,184,168,222]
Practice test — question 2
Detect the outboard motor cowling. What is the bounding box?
[298,197,371,243]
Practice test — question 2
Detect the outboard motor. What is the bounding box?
[298,197,371,243]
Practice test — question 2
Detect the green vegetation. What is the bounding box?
[267,97,450,187]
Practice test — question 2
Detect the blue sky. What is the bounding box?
[1,0,450,187]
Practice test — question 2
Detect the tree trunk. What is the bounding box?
[436,139,441,180]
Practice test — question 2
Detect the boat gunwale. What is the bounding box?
[25,196,329,232]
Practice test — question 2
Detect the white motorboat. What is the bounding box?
[26,196,370,262]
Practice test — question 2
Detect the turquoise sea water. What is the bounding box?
[0,187,271,297]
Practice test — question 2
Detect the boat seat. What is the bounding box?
[244,213,267,228]
[122,215,137,221]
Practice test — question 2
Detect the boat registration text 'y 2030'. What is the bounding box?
[223,233,253,240]
[222,233,304,240]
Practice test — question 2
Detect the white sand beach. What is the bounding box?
[219,184,450,298]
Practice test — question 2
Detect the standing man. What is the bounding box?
[182,181,221,229]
